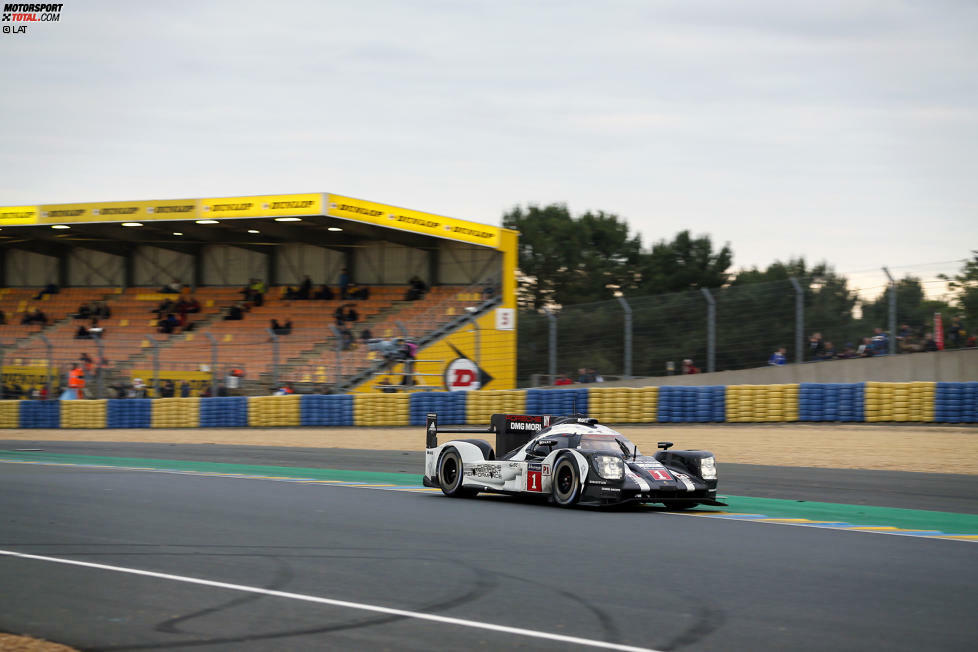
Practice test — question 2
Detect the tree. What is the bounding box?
[637,230,733,294]
[940,251,978,328]
[503,204,642,309]
[860,276,950,335]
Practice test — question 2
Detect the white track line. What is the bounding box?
[0,549,659,652]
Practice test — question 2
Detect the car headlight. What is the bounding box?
[699,456,717,480]
[593,455,623,480]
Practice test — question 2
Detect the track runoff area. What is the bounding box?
[2,429,977,652]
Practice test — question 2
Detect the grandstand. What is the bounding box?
[0,193,519,397]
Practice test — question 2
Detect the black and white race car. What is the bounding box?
[423,413,724,509]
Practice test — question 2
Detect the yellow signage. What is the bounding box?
[38,199,199,224]
[0,206,39,226]
[326,195,500,248]
[200,193,323,219]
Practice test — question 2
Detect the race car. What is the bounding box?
[423,412,724,508]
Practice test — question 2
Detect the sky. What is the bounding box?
[1,0,975,297]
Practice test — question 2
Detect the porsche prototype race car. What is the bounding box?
[423,412,724,508]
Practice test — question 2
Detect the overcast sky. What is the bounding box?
[1,0,975,296]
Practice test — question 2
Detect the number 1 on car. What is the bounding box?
[527,470,542,492]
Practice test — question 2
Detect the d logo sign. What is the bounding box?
[444,358,481,391]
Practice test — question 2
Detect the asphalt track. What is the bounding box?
[1,444,977,651]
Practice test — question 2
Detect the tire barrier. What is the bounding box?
[409,392,467,426]
[2,382,976,428]
[659,386,725,423]
[799,383,865,422]
[935,381,978,424]
[588,386,657,424]
[300,394,354,427]
[726,384,798,423]
[248,394,301,427]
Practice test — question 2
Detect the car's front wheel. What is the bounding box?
[551,457,581,507]
[438,448,476,497]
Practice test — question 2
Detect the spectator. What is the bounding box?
[856,337,874,357]
[807,332,824,360]
[129,378,147,398]
[153,298,175,317]
[946,317,965,348]
[340,326,354,350]
[577,368,595,383]
[74,324,90,339]
[405,275,427,301]
[682,358,700,374]
[344,305,359,322]
[250,278,266,306]
[274,383,295,395]
[768,347,787,366]
[0,308,5,325]
[160,379,175,398]
[88,318,104,338]
[347,283,370,300]
[158,313,179,334]
[75,303,92,319]
[160,279,181,294]
[224,302,247,320]
[297,275,313,300]
[271,319,293,335]
[65,364,85,400]
[553,373,573,386]
[21,308,48,325]
[180,380,191,397]
[360,327,373,345]
[333,305,346,327]
[33,282,59,300]
[821,342,837,360]
[870,328,889,354]
[338,267,351,299]
[924,332,939,352]
[313,284,334,300]
[589,369,604,382]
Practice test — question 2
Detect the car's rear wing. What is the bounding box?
[426,412,594,453]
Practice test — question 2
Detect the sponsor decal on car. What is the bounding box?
[526,470,543,492]
[649,469,673,481]
[466,464,502,479]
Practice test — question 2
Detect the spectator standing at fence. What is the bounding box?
[946,317,965,348]
[682,358,700,374]
[768,347,787,366]
[180,380,191,397]
[577,368,595,383]
[66,364,85,400]
[871,327,889,354]
[160,379,175,398]
[554,373,573,386]
[807,332,824,360]
[821,341,837,360]
[297,275,313,300]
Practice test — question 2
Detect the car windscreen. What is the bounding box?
[577,434,639,456]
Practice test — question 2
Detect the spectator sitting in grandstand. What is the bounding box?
[340,325,354,350]
[21,308,48,325]
[0,309,5,325]
[153,298,175,317]
[344,305,359,322]
[768,347,787,366]
[224,302,247,320]
[553,373,573,386]
[856,337,874,357]
[271,318,293,335]
[296,275,313,300]
[74,324,90,339]
[360,327,373,344]
[176,296,200,314]
[158,313,179,334]
[333,305,345,326]
[88,318,104,338]
[75,303,92,319]
[33,282,58,300]
[347,283,370,300]
[313,284,334,300]
[682,358,700,374]
[160,279,181,294]
[405,275,427,301]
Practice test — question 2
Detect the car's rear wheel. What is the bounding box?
[438,448,476,497]
[663,501,698,511]
[552,457,580,507]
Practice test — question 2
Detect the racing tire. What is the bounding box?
[438,448,476,498]
[551,456,581,507]
[662,501,698,511]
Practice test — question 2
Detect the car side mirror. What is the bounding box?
[657,441,674,450]
[531,439,558,456]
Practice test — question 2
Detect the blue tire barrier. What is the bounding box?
[409,392,468,425]
[300,394,354,426]
[107,398,152,428]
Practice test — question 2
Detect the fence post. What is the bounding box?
[789,277,804,364]
[882,267,896,354]
[544,308,557,384]
[615,296,632,379]
[39,333,53,399]
[700,288,716,373]
[204,332,218,397]
[329,325,343,386]
[93,333,106,398]
[266,328,279,389]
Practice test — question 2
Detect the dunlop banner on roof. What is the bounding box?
[0,206,39,226]
[38,199,198,224]
[200,193,323,219]
[326,195,500,248]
